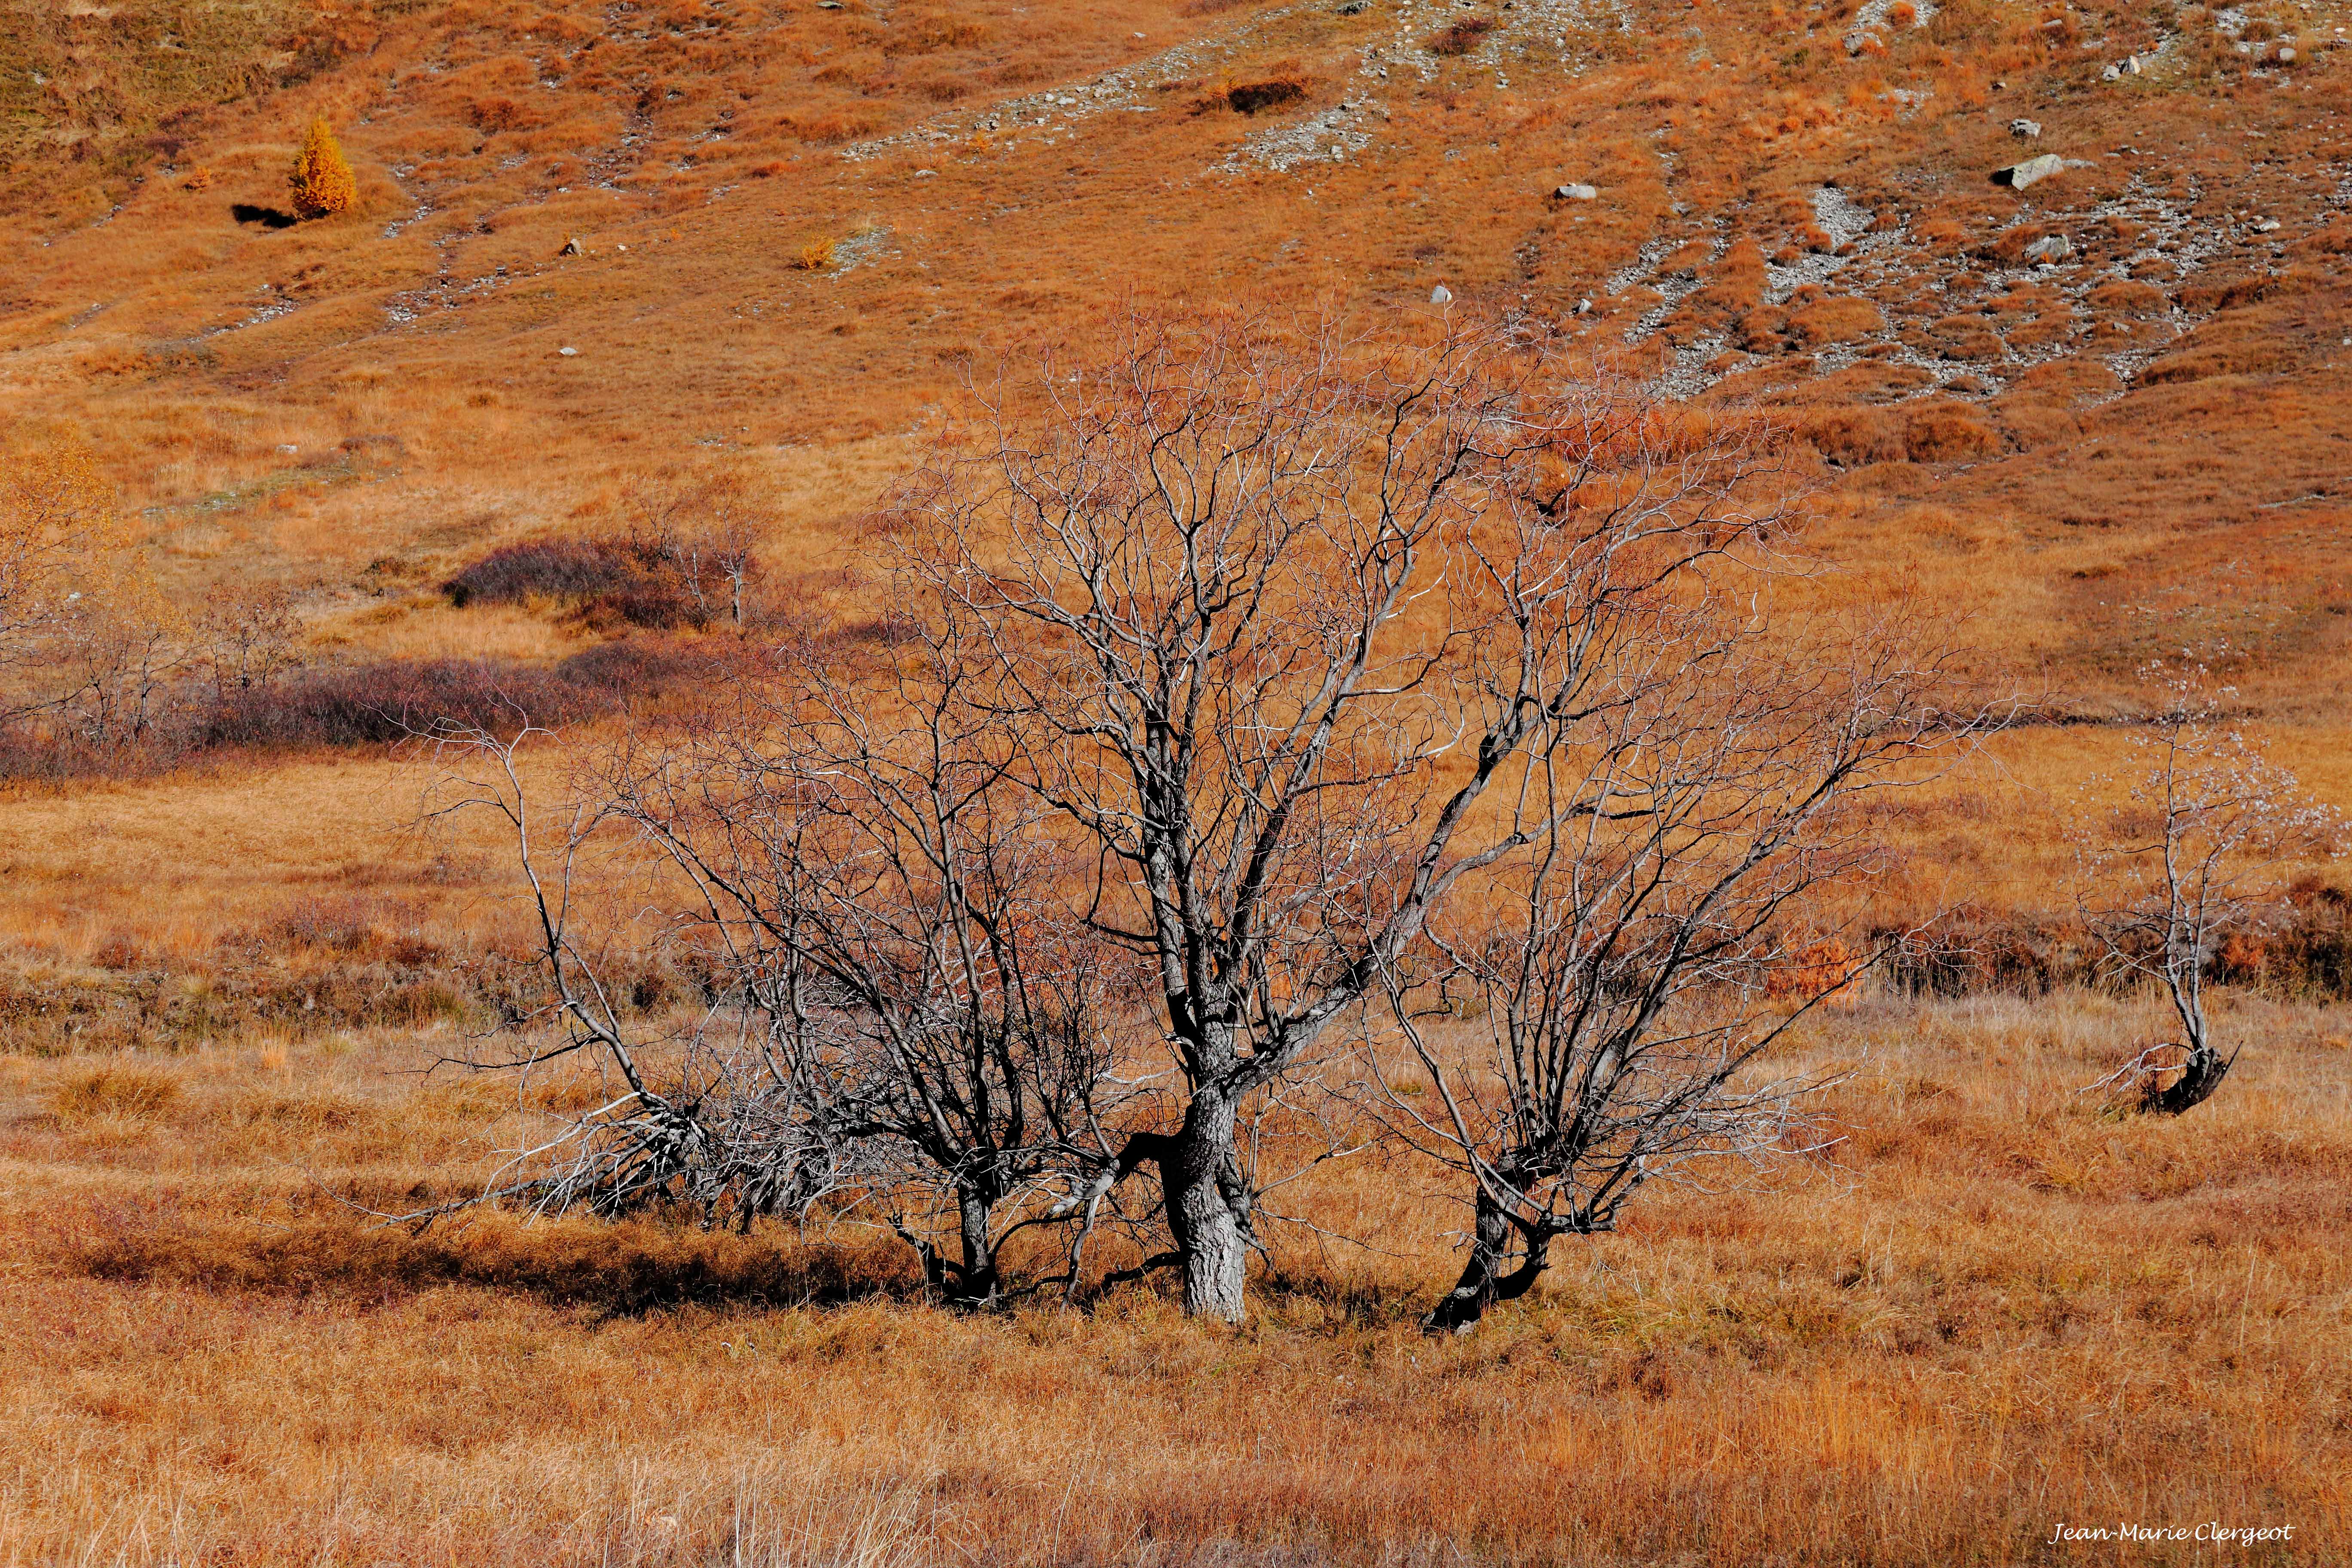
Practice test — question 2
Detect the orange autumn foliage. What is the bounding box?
[286,117,355,219]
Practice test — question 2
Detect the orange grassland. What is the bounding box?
[1,989,2347,1565]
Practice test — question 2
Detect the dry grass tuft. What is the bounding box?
[49,1062,181,1123]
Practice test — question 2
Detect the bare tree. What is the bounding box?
[52,577,188,749]
[416,609,1155,1306]
[619,466,767,628]
[697,473,765,628]
[884,306,1822,1321]
[586,621,1149,1306]
[415,722,870,1232]
[1376,612,1973,1333]
[2079,668,2340,1115]
[426,308,1968,1323]
[199,583,303,710]
[0,439,122,723]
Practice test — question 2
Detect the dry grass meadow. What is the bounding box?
[2,989,2346,1565]
[6,0,2352,1560]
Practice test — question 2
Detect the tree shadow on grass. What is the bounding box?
[63,1209,920,1318]
[230,203,298,229]
[55,1201,1438,1327]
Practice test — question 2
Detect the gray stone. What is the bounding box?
[1554,183,1598,201]
[2023,234,2072,263]
[1430,284,1454,304]
[559,235,583,256]
[1992,153,2065,190]
[2009,119,2041,139]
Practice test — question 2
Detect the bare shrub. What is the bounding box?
[2077,667,2343,1114]
[1377,612,1984,1332]
[444,478,768,630]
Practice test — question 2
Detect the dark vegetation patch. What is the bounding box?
[1225,78,1305,115]
[0,640,719,785]
[443,533,763,632]
[1881,880,2352,1000]
[205,643,714,747]
[1427,17,1496,55]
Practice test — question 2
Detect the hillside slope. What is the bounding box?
[2,0,2348,795]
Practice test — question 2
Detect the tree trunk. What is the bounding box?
[1422,1181,1551,1335]
[2144,1041,2231,1115]
[901,1189,999,1308]
[1164,1088,1251,1323]
[955,1190,1001,1307]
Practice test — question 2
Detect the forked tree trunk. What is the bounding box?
[1164,1088,1251,1323]
[1422,1181,1552,1335]
[2144,1041,2231,1115]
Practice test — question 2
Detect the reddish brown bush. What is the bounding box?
[443,533,761,631]
[443,540,632,608]
[205,644,714,750]
[1429,17,1497,55]
[1226,78,1305,114]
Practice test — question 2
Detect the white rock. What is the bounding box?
[2009,118,2041,138]
[2023,234,2072,263]
[1430,284,1453,304]
[1555,183,1598,200]
[2278,45,2296,61]
[1994,153,2065,190]
[558,346,579,356]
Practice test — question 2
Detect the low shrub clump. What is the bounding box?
[442,532,762,631]
[0,890,723,1055]
[1225,78,1305,114]
[1879,884,2352,1001]
[1428,17,1497,55]
[204,640,721,747]
[0,641,718,784]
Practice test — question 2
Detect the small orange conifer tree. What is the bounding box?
[286,118,355,220]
